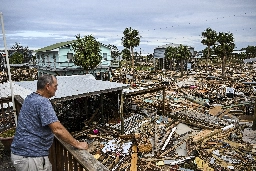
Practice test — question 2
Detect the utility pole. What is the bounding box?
[0,12,16,124]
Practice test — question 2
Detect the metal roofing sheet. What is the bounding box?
[36,40,76,52]
[36,40,110,52]
[1,75,129,103]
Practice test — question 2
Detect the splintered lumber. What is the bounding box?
[193,124,235,143]
[130,144,138,171]
[161,127,176,150]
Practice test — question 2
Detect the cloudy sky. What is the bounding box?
[0,0,256,54]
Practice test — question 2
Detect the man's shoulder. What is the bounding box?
[26,92,49,102]
[23,93,51,108]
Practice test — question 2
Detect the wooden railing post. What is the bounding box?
[14,95,24,117]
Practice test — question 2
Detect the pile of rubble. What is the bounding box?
[0,67,38,83]
[69,62,256,170]
[72,109,255,170]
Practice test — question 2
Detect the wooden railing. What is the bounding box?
[49,137,109,171]
[0,96,16,132]
[13,95,109,171]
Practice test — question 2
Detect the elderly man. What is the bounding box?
[11,75,88,171]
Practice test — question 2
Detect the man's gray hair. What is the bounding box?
[37,75,56,90]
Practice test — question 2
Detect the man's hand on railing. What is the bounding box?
[49,121,89,150]
[76,141,89,150]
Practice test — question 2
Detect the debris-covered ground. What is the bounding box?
[1,62,256,170]
[0,143,15,171]
[75,62,256,171]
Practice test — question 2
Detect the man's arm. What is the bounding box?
[49,121,88,150]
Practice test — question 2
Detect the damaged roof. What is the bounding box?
[0,75,129,103]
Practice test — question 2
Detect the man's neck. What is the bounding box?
[36,90,49,98]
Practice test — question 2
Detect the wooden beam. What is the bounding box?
[130,143,138,171]
[100,94,104,124]
[119,91,124,134]
[162,88,165,115]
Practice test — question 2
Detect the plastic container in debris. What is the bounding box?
[190,85,197,89]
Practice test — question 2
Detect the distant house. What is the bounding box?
[35,40,118,80]
[153,43,195,69]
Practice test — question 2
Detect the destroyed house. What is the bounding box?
[153,43,195,69]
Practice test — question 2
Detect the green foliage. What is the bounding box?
[201,28,217,67]
[121,48,131,61]
[202,47,215,58]
[176,45,191,76]
[176,44,191,61]
[107,44,120,61]
[236,52,246,60]
[0,128,15,138]
[121,27,140,49]
[214,32,235,57]
[121,27,140,71]
[245,45,256,58]
[146,54,154,61]
[165,46,178,70]
[214,31,235,77]
[165,46,177,60]
[201,28,217,47]
[72,34,102,72]
[163,45,191,74]
[9,52,23,64]
[9,42,30,64]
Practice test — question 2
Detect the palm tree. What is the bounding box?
[121,48,131,70]
[121,27,140,74]
[201,28,217,68]
[176,45,191,77]
[165,46,177,71]
[214,32,235,77]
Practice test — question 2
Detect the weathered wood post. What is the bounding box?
[100,94,104,124]
[162,88,165,116]
[119,91,124,134]
[253,98,256,130]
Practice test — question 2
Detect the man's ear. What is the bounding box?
[46,83,50,90]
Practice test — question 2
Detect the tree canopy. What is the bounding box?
[121,27,140,72]
[9,42,31,64]
[72,34,102,73]
[107,44,120,61]
[201,28,217,67]
[165,46,178,70]
[244,45,256,58]
[214,32,235,77]
[177,44,191,77]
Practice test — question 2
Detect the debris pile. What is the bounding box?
[69,62,256,170]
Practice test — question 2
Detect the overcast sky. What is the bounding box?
[0,0,256,54]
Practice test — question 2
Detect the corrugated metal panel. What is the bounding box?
[0,75,129,104]
[36,40,76,52]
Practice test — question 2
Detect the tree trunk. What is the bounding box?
[253,100,256,130]
[180,60,184,77]
[222,56,226,78]
[207,45,210,69]
[131,47,134,72]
